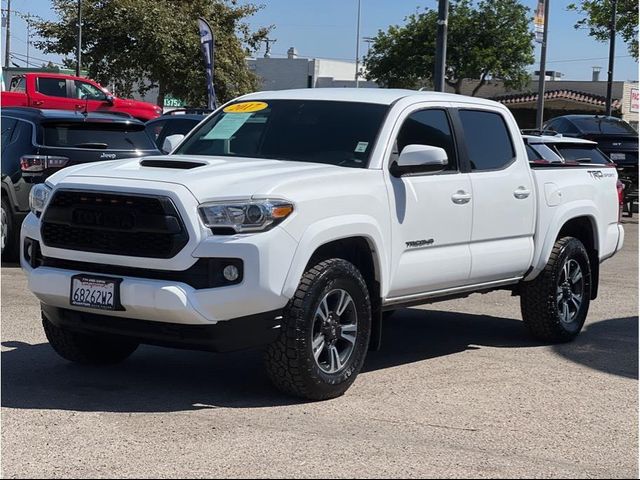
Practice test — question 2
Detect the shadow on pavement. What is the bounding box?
[1,309,635,412]
[552,316,638,379]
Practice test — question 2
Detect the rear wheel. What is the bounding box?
[520,237,591,342]
[1,197,17,261]
[42,313,139,365]
[265,259,371,400]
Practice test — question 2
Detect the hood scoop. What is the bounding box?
[140,158,206,170]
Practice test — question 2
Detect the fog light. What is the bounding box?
[223,265,240,282]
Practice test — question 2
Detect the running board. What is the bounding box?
[382,277,522,309]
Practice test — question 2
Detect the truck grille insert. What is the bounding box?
[41,190,188,258]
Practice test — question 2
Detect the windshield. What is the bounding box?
[555,145,611,164]
[175,100,389,168]
[42,123,157,150]
[572,117,637,135]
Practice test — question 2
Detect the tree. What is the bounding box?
[568,0,638,60]
[34,0,271,106]
[363,0,534,95]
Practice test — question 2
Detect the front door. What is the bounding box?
[385,106,473,299]
[454,106,536,283]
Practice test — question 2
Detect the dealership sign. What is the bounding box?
[631,88,639,113]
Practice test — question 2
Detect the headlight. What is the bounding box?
[29,184,52,215]
[198,199,294,234]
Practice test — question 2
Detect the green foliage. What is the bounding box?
[568,0,638,60]
[33,0,271,106]
[363,0,535,95]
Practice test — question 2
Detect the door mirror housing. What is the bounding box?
[162,134,185,154]
[105,94,115,105]
[391,144,448,177]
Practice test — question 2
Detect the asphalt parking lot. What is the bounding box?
[1,219,637,479]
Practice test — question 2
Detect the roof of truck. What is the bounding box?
[238,88,505,107]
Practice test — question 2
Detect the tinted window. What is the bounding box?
[459,110,515,171]
[9,77,25,92]
[525,144,542,161]
[146,120,169,144]
[42,123,156,150]
[555,145,611,164]
[571,117,637,135]
[73,80,107,101]
[37,78,68,98]
[1,118,17,151]
[176,100,389,168]
[396,109,456,170]
[548,118,579,134]
[528,143,563,163]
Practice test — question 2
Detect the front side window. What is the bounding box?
[395,109,457,170]
[36,78,68,98]
[74,80,107,101]
[459,110,515,171]
[175,100,389,168]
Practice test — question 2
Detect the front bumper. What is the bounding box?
[42,304,282,352]
[21,210,298,325]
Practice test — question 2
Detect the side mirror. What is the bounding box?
[162,134,185,154]
[105,94,115,105]
[391,144,448,177]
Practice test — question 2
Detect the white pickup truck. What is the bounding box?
[21,89,624,400]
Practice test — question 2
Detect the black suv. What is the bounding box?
[1,108,161,258]
[544,115,639,210]
[145,109,211,152]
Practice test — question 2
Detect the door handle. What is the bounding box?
[514,187,531,199]
[32,100,44,106]
[451,190,472,204]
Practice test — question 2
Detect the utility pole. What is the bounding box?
[433,0,449,92]
[535,0,550,131]
[605,0,617,117]
[263,37,276,58]
[76,0,82,76]
[4,0,11,69]
[355,0,361,87]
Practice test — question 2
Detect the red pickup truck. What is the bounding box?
[1,73,162,121]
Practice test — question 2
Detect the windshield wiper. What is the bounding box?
[73,142,109,149]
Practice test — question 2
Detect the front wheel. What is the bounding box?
[42,313,139,365]
[520,236,591,343]
[265,258,372,400]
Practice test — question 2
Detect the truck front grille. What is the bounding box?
[41,190,189,258]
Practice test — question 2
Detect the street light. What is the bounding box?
[76,0,82,76]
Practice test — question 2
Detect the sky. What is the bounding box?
[2,0,638,82]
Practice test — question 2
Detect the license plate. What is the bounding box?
[70,275,122,311]
[610,153,626,161]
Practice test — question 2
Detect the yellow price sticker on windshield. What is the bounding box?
[223,101,268,113]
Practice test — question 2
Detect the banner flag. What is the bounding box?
[198,17,217,110]
[534,0,546,43]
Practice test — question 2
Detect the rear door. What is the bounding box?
[30,76,76,110]
[39,121,161,173]
[453,106,536,283]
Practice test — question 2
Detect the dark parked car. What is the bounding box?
[543,115,638,212]
[145,109,211,152]
[1,107,161,258]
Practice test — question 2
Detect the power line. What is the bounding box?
[546,54,633,65]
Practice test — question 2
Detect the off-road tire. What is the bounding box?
[1,197,17,261]
[520,236,591,343]
[265,259,372,400]
[42,313,139,365]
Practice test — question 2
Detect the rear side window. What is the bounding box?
[9,77,26,92]
[459,110,515,171]
[396,109,457,170]
[1,118,17,150]
[37,78,68,98]
[42,123,156,150]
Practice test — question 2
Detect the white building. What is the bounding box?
[247,47,378,91]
